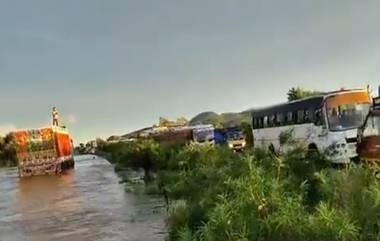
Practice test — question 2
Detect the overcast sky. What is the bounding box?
[0,0,379,144]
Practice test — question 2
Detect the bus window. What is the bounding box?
[314,109,322,126]
[287,112,293,124]
[263,116,268,128]
[297,110,304,123]
[271,115,276,127]
[304,109,310,122]
[277,113,284,125]
[292,111,298,124]
[255,118,259,129]
[260,117,264,128]
[268,115,273,127]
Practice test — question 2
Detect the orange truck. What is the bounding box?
[13,126,74,177]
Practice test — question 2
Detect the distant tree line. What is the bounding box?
[75,138,107,155]
[287,87,325,102]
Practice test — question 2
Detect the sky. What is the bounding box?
[0,0,380,144]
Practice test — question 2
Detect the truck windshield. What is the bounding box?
[326,92,370,131]
[194,129,214,142]
[227,131,244,140]
[363,112,380,136]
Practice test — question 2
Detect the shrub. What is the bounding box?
[168,200,189,240]
[103,137,380,241]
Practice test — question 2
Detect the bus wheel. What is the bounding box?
[306,145,319,159]
[375,171,380,180]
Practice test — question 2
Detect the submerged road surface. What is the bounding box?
[0,155,166,241]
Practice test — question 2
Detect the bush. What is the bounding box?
[103,138,380,241]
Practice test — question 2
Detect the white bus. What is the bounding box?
[252,89,371,163]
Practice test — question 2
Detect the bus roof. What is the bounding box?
[252,88,367,118]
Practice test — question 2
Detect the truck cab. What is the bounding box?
[226,128,246,151]
[192,125,215,146]
[357,97,380,174]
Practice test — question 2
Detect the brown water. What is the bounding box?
[0,155,166,241]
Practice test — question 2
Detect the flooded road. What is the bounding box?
[0,155,166,241]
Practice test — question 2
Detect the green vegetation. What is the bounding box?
[287,87,325,102]
[189,111,251,128]
[101,139,380,241]
[0,133,17,167]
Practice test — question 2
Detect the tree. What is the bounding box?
[96,138,107,151]
[241,122,253,148]
[0,133,17,167]
[121,140,161,182]
[159,117,171,127]
[176,117,188,126]
[76,143,86,154]
[287,87,324,102]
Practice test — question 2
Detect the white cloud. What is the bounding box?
[0,124,17,135]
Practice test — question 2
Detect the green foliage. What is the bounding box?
[287,87,324,102]
[168,200,190,240]
[241,122,253,148]
[75,143,87,154]
[0,133,17,167]
[279,128,296,146]
[160,148,380,241]
[144,182,161,195]
[96,138,107,150]
[103,137,380,241]
[189,111,251,128]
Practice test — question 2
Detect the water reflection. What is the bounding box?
[0,155,166,241]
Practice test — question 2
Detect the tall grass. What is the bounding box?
[102,140,380,241]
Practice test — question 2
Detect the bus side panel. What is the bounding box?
[253,123,315,151]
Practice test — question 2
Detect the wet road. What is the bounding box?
[0,155,166,241]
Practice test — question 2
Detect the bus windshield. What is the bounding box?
[326,92,370,131]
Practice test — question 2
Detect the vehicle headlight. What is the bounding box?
[242,141,246,147]
[228,143,233,148]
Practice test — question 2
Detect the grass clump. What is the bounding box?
[101,139,380,241]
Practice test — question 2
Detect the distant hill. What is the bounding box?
[189,112,220,125]
[189,110,252,127]
[118,110,253,141]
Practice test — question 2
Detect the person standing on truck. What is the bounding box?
[52,107,59,126]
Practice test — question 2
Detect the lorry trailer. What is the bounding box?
[13,126,74,177]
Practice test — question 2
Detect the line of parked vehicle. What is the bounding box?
[149,124,247,152]
[123,87,380,174]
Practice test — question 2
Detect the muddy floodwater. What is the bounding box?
[0,155,166,241]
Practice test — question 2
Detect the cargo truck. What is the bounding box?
[152,126,193,145]
[226,128,246,151]
[192,125,215,146]
[13,126,74,178]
